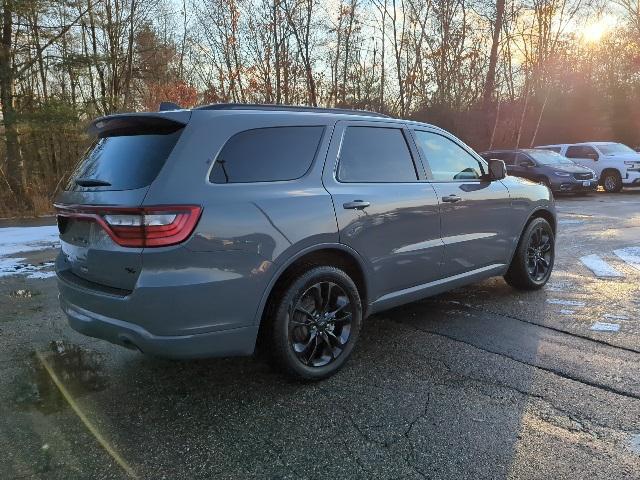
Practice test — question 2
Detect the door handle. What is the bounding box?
[442,194,462,203]
[343,200,371,210]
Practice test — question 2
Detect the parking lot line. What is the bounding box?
[579,254,624,278]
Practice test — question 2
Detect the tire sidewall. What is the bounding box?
[518,218,555,287]
[602,171,622,193]
[272,267,363,380]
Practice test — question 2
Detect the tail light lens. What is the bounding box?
[54,205,202,247]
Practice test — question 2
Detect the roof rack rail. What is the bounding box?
[195,103,391,118]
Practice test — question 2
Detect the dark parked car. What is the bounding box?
[55,104,556,380]
[480,149,598,194]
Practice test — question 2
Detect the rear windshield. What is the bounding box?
[66,128,183,191]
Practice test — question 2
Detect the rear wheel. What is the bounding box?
[504,217,555,290]
[267,266,363,380]
[602,170,623,193]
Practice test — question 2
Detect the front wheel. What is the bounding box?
[601,171,623,193]
[267,266,363,381]
[504,217,555,290]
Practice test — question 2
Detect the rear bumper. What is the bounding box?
[61,296,258,359]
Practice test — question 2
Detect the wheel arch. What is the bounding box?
[254,243,371,329]
[507,207,557,267]
[600,167,622,182]
[529,207,557,235]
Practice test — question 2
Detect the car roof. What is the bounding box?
[194,103,392,119]
[479,149,526,154]
[96,103,450,136]
[537,142,619,148]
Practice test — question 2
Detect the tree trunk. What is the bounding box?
[0,0,29,207]
[482,0,505,111]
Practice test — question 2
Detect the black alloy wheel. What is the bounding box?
[267,266,363,380]
[526,225,553,282]
[504,217,555,290]
[288,281,353,367]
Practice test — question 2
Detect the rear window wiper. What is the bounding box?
[75,178,112,187]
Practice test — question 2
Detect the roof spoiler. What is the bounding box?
[88,111,191,137]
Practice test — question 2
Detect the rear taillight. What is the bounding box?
[54,205,202,248]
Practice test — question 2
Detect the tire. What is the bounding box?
[504,217,555,290]
[266,266,363,381]
[601,171,623,193]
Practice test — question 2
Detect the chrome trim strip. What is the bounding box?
[442,232,496,245]
[392,239,443,254]
[392,233,496,255]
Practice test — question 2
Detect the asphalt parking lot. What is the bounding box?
[1,191,640,480]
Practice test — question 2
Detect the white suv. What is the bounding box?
[536,142,640,193]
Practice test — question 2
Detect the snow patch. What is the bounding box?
[558,219,584,225]
[0,226,59,278]
[603,314,629,321]
[0,225,59,256]
[590,322,620,332]
[559,309,575,315]
[614,247,640,272]
[546,299,586,307]
[579,254,624,278]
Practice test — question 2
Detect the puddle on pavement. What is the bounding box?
[12,340,108,414]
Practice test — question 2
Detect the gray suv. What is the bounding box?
[55,104,556,380]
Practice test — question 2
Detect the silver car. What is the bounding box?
[55,104,556,380]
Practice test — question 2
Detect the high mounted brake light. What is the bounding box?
[54,205,202,248]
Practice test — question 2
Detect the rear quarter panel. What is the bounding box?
[141,111,339,333]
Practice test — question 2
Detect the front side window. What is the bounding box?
[413,131,485,181]
[210,126,324,183]
[337,127,418,182]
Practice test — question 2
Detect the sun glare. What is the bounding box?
[581,17,614,44]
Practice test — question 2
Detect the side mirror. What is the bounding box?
[488,159,507,180]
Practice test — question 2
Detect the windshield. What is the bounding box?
[597,143,636,155]
[526,149,573,165]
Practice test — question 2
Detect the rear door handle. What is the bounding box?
[343,200,371,210]
[442,194,462,203]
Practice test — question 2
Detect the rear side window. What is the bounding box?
[67,128,183,191]
[337,127,418,182]
[566,145,597,158]
[210,126,324,183]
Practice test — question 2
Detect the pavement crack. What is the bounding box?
[394,319,640,402]
[465,304,640,355]
[402,392,431,440]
